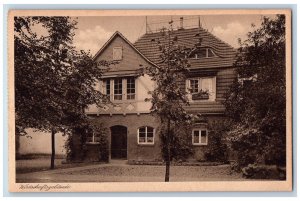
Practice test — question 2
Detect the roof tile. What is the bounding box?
[134,27,237,69]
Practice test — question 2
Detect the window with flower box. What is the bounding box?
[186,76,216,101]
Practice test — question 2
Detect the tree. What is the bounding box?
[224,15,286,169]
[14,17,111,169]
[146,22,194,182]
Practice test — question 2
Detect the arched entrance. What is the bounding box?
[110,125,127,159]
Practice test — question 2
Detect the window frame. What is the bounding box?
[86,132,101,144]
[192,128,208,145]
[191,48,217,59]
[101,79,111,100]
[207,48,216,57]
[137,126,155,145]
[113,78,123,101]
[126,77,136,100]
[186,76,216,101]
[100,77,137,102]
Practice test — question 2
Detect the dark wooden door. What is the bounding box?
[111,126,127,159]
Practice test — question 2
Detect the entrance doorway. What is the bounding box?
[110,125,127,159]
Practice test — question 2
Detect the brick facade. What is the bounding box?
[88,113,161,162]
[70,113,228,162]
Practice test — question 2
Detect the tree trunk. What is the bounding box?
[165,119,171,182]
[50,128,56,169]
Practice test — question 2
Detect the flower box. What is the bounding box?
[192,92,209,100]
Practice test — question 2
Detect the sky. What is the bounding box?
[72,14,275,55]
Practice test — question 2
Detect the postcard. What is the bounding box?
[8,9,292,192]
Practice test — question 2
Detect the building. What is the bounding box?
[71,24,237,163]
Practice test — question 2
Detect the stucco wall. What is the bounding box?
[18,129,67,155]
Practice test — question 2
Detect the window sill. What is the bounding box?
[137,143,155,146]
[189,100,216,103]
[111,99,136,103]
[86,142,100,145]
[192,143,208,146]
[189,56,217,60]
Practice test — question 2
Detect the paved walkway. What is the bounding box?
[16,160,244,183]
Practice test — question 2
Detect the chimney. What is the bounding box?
[179,17,184,29]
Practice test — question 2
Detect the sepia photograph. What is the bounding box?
[8,9,292,192]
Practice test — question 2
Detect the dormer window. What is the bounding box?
[190,48,216,59]
[207,48,215,57]
[113,47,123,60]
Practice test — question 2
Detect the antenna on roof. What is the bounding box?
[146,16,148,33]
[179,17,184,30]
[146,16,152,34]
[198,16,202,28]
[169,16,173,29]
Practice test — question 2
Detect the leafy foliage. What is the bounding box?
[204,120,230,163]
[15,16,112,135]
[224,15,286,169]
[14,16,113,168]
[159,123,194,162]
[242,164,286,180]
[65,124,109,162]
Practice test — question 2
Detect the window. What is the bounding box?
[192,129,208,145]
[113,47,123,60]
[190,48,216,59]
[207,49,215,57]
[190,79,199,93]
[104,79,110,96]
[138,126,154,144]
[196,49,207,58]
[87,132,100,144]
[187,77,216,101]
[126,77,135,100]
[102,77,136,101]
[114,78,122,100]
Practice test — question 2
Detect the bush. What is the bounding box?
[65,124,109,162]
[204,121,229,163]
[227,126,286,170]
[160,124,194,162]
[223,15,286,171]
[242,164,286,180]
[93,125,109,162]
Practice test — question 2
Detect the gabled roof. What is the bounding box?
[133,27,237,69]
[93,31,158,67]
